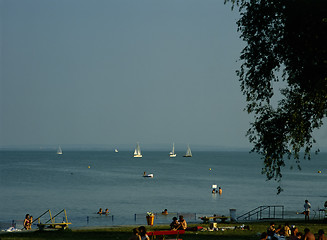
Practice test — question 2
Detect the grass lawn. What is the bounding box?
[1,220,326,240]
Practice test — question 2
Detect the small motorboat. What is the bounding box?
[143,173,154,178]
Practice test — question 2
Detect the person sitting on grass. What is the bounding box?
[170,217,179,230]
[267,222,275,237]
[296,232,303,239]
[260,232,268,240]
[138,226,150,240]
[177,215,187,230]
[129,228,141,240]
[283,223,291,237]
[289,227,299,240]
[304,228,315,240]
[318,229,327,240]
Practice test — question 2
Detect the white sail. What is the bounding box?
[183,145,192,157]
[169,143,176,157]
[134,142,142,158]
[57,146,63,155]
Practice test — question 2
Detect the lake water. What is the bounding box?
[1,150,326,228]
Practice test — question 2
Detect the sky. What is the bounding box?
[1,0,326,151]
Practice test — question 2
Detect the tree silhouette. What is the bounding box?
[226,0,327,193]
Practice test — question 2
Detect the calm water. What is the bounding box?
[0,150,326,228]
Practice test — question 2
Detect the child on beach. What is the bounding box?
[23,214,31,230]
[29,216,33,229]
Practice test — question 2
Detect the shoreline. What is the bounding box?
[2,218,325,231]
[0,213,319,231]
[1,219,327,240]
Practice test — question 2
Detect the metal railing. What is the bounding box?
[134,212,197,223]
[237,205,284,221]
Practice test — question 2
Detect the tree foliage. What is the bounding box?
[226,0,327,193]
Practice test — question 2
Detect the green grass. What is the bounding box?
[1,220,326,240]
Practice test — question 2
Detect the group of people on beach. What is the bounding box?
[128,216,187,240]
[97,208,110,215]
[260,222,326,240]
[170,215,187,230]
[23,214,33,230]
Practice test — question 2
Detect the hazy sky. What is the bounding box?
[1,0,326,150]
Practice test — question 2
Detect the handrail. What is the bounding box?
[45,210,54,224]
[47,209,67,223]
[237,205,284,221]
[35,209,51,224]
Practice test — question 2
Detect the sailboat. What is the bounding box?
[169,143,176,158]
[57,146,63,155]
[133,142,142,158]
[183,145,192,157]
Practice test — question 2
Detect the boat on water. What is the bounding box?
[183,145,192,157]
[169,143,176,158]
[133,142,142,158]
[143,172,154,178]
[114,149,119,153]
[143,173,154,178]
[57,146,63,155]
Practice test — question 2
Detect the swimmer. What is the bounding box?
[162,209,168,215]
[97,208,103,214]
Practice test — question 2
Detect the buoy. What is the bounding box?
[88,166,91,169]
[209,168,211,171]
[318,170,321,173]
